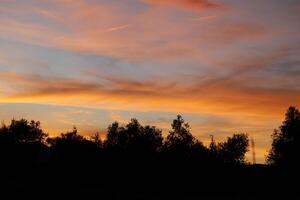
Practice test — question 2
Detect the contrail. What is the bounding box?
[191,15,217,21]
[105,24,131,32]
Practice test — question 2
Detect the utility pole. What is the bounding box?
[251,137,256,165]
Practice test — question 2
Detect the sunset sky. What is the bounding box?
[0,0,300,163]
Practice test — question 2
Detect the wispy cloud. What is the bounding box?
[143,0,223,11]
[0,71,299,117]
[105,24,131,32]
[191,15,217,21]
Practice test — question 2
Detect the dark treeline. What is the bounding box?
[0,106,299,199]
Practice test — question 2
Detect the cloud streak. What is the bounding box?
[143,0,223,11]
[105,24,131,32]
[0,71,299,117]
[191,15,217,21]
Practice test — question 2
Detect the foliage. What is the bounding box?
[218,134,249,164]
[0,119,47,144]
[104,119,163,153]
[46,127,84,146]
[164,115,197,153]
[267,106,300,166]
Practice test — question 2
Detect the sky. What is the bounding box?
[0,0,300,163]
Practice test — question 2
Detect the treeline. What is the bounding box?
[0,106,300,167]
[0,106,299,198]
[0,115,249,165]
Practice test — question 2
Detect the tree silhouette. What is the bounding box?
[91,132,102,148]
[0,119,48,169]
[46,127,84,146]
[218,134,249,164]
[46,127,99,166]
[267,106,300,167]
[0,122,11,145]
[0,119,47,144]
[141,125,163,153]
[0,109,299,198]
[164,115,197,154]
[208,135,220,162]
[191,140,210,162]
[104,119,163,153]
[104,121,124,149]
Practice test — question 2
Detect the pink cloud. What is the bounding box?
[143,0,223,11]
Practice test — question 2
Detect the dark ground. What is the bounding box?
[0,160,298,200]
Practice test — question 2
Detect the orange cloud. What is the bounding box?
[0,71,299,118]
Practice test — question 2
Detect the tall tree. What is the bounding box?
[218,134,249,164]
[104,121,126,150]
[164,115,197,153]
[267,106,300,167]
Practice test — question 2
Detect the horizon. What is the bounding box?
[0,102,294,164]
[1,0,300,164]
